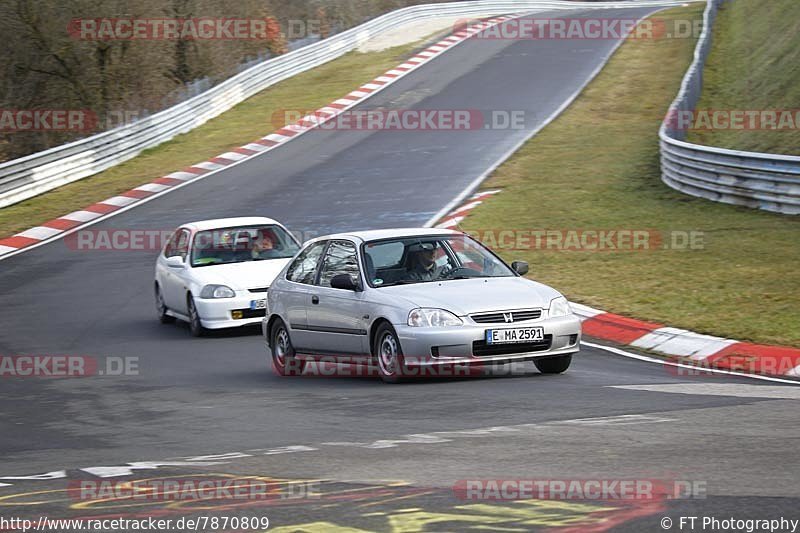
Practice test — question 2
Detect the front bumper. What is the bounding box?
[395,314,581,366]
[193,293,267,330]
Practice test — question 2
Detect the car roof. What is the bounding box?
[181,217,282,231]
[310,227,462,244]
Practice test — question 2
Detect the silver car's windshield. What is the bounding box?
[191,225,300,267]
[363,235,515,287]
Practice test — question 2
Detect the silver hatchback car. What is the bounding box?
[263,228,581,383]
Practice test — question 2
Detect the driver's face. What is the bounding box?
[419,249,436,268]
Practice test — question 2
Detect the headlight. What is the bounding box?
[200,284,236,299]
[408,308,463,327]
[548,296,572,318]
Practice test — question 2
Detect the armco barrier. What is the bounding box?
[659,0,800,215]
[1,0,694,209]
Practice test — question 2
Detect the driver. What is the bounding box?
[252,230,276,259]
[406,242,447,281]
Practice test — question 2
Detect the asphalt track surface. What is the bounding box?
[1,6,799,532]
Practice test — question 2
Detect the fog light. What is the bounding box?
[569,334,578,345]
[232,310,243,319]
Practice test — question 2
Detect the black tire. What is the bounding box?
[155,284,176,324]
[373,322,406,384]
[270,320,306,376]
[187,295,206,337]
[534,354,572,374]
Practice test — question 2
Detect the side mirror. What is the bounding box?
[330,274,359,291]
[511,261,529,276]
[165,256,185,269]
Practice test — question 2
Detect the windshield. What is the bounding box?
[362,234,515,287]
[190,225,300,267]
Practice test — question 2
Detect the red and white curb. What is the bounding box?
[434,189,501,229]
[0,15,517,261]
[436,192,800,379]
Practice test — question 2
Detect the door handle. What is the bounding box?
[311,295,320,305]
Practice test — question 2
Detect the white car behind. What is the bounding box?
[154,217,301,336]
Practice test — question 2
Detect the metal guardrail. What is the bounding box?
[659,0,800,215]
[0,0,694,209]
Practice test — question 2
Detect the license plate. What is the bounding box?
[249,299,266,310]
[486,327,544,344]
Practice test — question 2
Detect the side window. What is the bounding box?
[286,242,326,285]
[318,241,359,288]
[165,229,189,259]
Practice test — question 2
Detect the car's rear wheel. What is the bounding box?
[534,354,572,374]
[187,295,206,337]
[155,284,176,324]
[270,320,306,376]
[374,323,406,384]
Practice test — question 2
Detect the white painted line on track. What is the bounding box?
[582,340,800,385]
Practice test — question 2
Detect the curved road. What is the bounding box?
[1,6,798,531]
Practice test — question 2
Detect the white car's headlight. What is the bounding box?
[200,284,236,299]
[548,296,572,318]
[408,308,463,327]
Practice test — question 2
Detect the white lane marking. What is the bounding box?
[98,195,138,207]
[134,183,170,193]
[191,161,225,171]
[0,471,66,481]
[81,461,225,478]
[0,414,673,485]
[631,327,737,360]
[217,151,249,162]
[241,143,271,152]
[570,302,605,320]
[165,171,200,180]
[582,340,800,385]
[447,200,481,216]
[17,226,62,240]
[611,383,800,400]
[61,210,104,222]
[547,414,676,426]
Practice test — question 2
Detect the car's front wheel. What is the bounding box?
[155,284,176,324]
[534,354,572,374]
[373,322,406,384]
[187,295,206,337]
[270,320,306,376]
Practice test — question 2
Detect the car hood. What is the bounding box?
[379,277,561,316]
[191,259,291,290]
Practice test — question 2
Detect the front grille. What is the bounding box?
[472,335,552,357]
[248,287,269,293]
[471,309,542,324]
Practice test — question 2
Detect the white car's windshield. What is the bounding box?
[191,225,300,267]
[363,234,515,287]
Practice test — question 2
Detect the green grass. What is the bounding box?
[0,37,436,239]
[462,4,800,347]
[686,0,800,154]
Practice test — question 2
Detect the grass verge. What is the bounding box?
[686,0,800,154]
[0,37,435,239]
[462,4,800,347]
